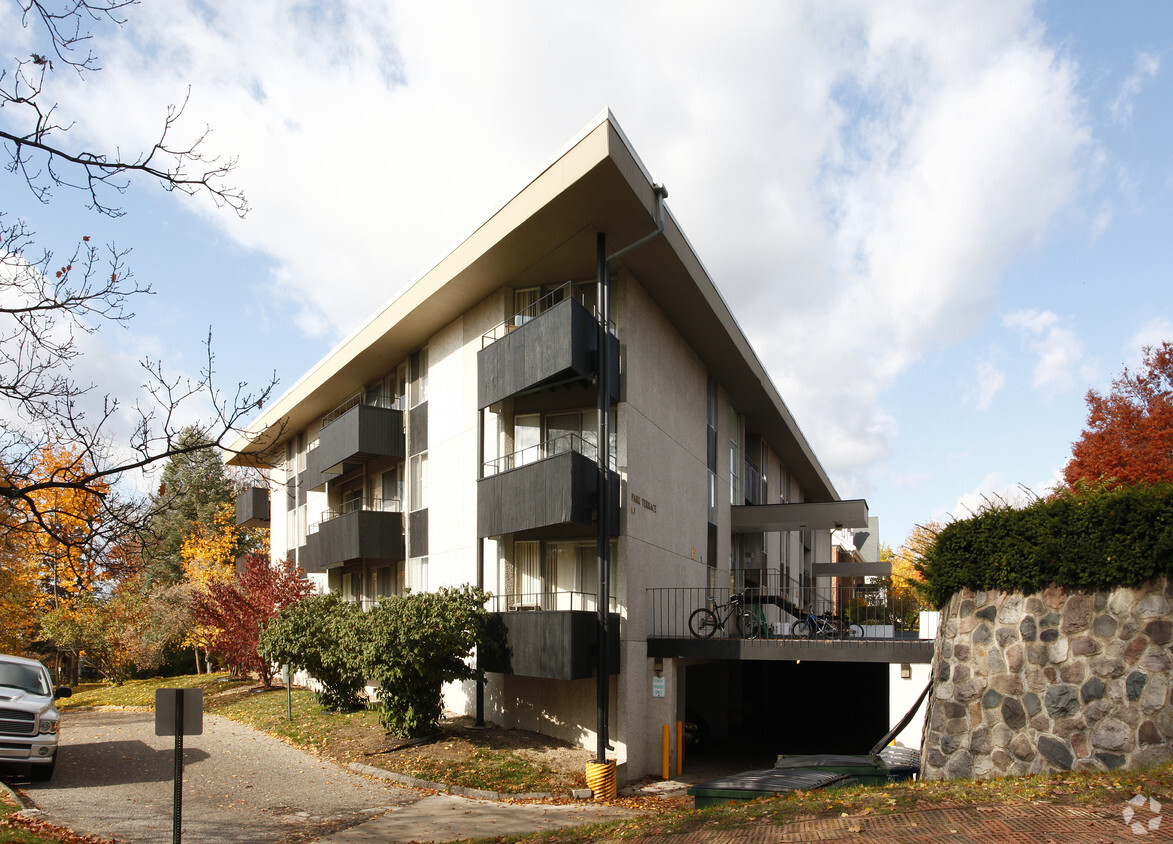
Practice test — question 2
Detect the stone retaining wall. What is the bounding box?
[921,577,1173,779]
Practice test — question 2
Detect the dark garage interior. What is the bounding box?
[685,660,891,765]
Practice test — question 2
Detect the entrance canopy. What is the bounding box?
[730,499,869,533]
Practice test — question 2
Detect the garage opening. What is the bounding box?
[684,660,890,766]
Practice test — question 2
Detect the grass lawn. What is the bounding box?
[507,762,1173,842]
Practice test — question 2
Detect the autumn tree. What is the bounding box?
[180,501,268,672]
[143,429,238,583]
[194,553,312,687]
[1063,341,1173,490]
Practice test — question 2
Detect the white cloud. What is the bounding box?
[974,360,1005,410]
[1110,51,1160,125]
[31,0,1095,497]
[1003,309,1083,393]
[950,473,1039,521]
[1126,317,1173,366]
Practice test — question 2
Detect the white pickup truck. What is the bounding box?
[0,654,72,782]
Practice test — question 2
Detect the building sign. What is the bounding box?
[652,676,666,698]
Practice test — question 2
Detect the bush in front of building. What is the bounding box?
[260,592,369,711]
[363,584,489,738]
[918,484,1173,608]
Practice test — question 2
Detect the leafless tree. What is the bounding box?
[2,1,247,217]
[0,0,278,549]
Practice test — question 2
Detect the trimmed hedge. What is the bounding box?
[918,484,1173,607]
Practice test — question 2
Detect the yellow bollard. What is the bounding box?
[677,719,684,776]
[662,724,670,779]
[586,760,617,801]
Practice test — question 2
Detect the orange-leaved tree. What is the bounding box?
[1064,340,1173,490]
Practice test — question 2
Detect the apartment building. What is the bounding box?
[230,111,879,781]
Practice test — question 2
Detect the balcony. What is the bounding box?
[307,400,405,489]
[234,487,270,528]
[480,592,620,681]
[477,434,619,539]
[646,580,936,664]
[303,498,405,573]
[478,294,620,409]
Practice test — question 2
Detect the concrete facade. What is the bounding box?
[230,111,856,781]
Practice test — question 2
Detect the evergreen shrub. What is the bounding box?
[918,484,1173,607]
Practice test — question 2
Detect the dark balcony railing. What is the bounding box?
[303,501,404,573]
[477,294,620,409]
[477,444,619,538]
[234,487,270,528]
[309,402,405,484]
[647,582,932,640]
[481,604,620,681]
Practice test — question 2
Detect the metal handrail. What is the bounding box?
[481,280,617,348]
[647,582,932,640]
[320,393,403,430]
[486,590,608,613]
[483,431,615,475]
[309,497,402,533]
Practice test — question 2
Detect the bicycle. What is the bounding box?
[790,610,864,639]
[688,593,763,638]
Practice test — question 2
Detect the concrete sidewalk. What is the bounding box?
[309,793,638,843]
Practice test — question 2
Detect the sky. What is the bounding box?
[2,0,1171,549]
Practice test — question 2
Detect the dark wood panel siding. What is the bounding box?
[477,298,604,409]
[482,610,620,680]
[302,510,404,573]
[316,405,405,473]
[234,487,270,527]
[408,403,428,455]
[477,450,596,538]
[408,508,428,557]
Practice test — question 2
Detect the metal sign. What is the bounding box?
[154,689,204,736]
[652,676,666,698]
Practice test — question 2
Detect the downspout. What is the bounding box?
[476,407,486,727]
[595,183,668,766]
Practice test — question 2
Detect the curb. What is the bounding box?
[0,779,26,811]
[347,762,562,801]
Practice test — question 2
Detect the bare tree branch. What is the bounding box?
[3,2,248,216]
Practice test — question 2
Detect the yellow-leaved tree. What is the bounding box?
[180,502,268,672]
[881,521,941,629]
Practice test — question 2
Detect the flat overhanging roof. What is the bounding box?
[730,500,870,532]
[228,110,842,502]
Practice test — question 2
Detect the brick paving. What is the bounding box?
[618,803,1173,844]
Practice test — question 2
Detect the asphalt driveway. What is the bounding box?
[5,709,415,843]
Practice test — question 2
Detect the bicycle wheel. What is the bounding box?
[689,607,720,638]
[849,623,865,638]
[791,619,813,638]
[738,612,763,639]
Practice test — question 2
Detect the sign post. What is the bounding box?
[155,689,203,844]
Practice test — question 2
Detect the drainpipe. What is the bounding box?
[595,183,668,765]
[476,407,485,727]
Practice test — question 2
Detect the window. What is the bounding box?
[730,410,744,505]
[515,540,542,604]
[409,452,428,511]
[379,465,403,511]
[371,565,398,602]
[409,348,428,407]
[514,287,540,326]
[408,556,428,592]
[514,414,541,466]
[340,572,359,603]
